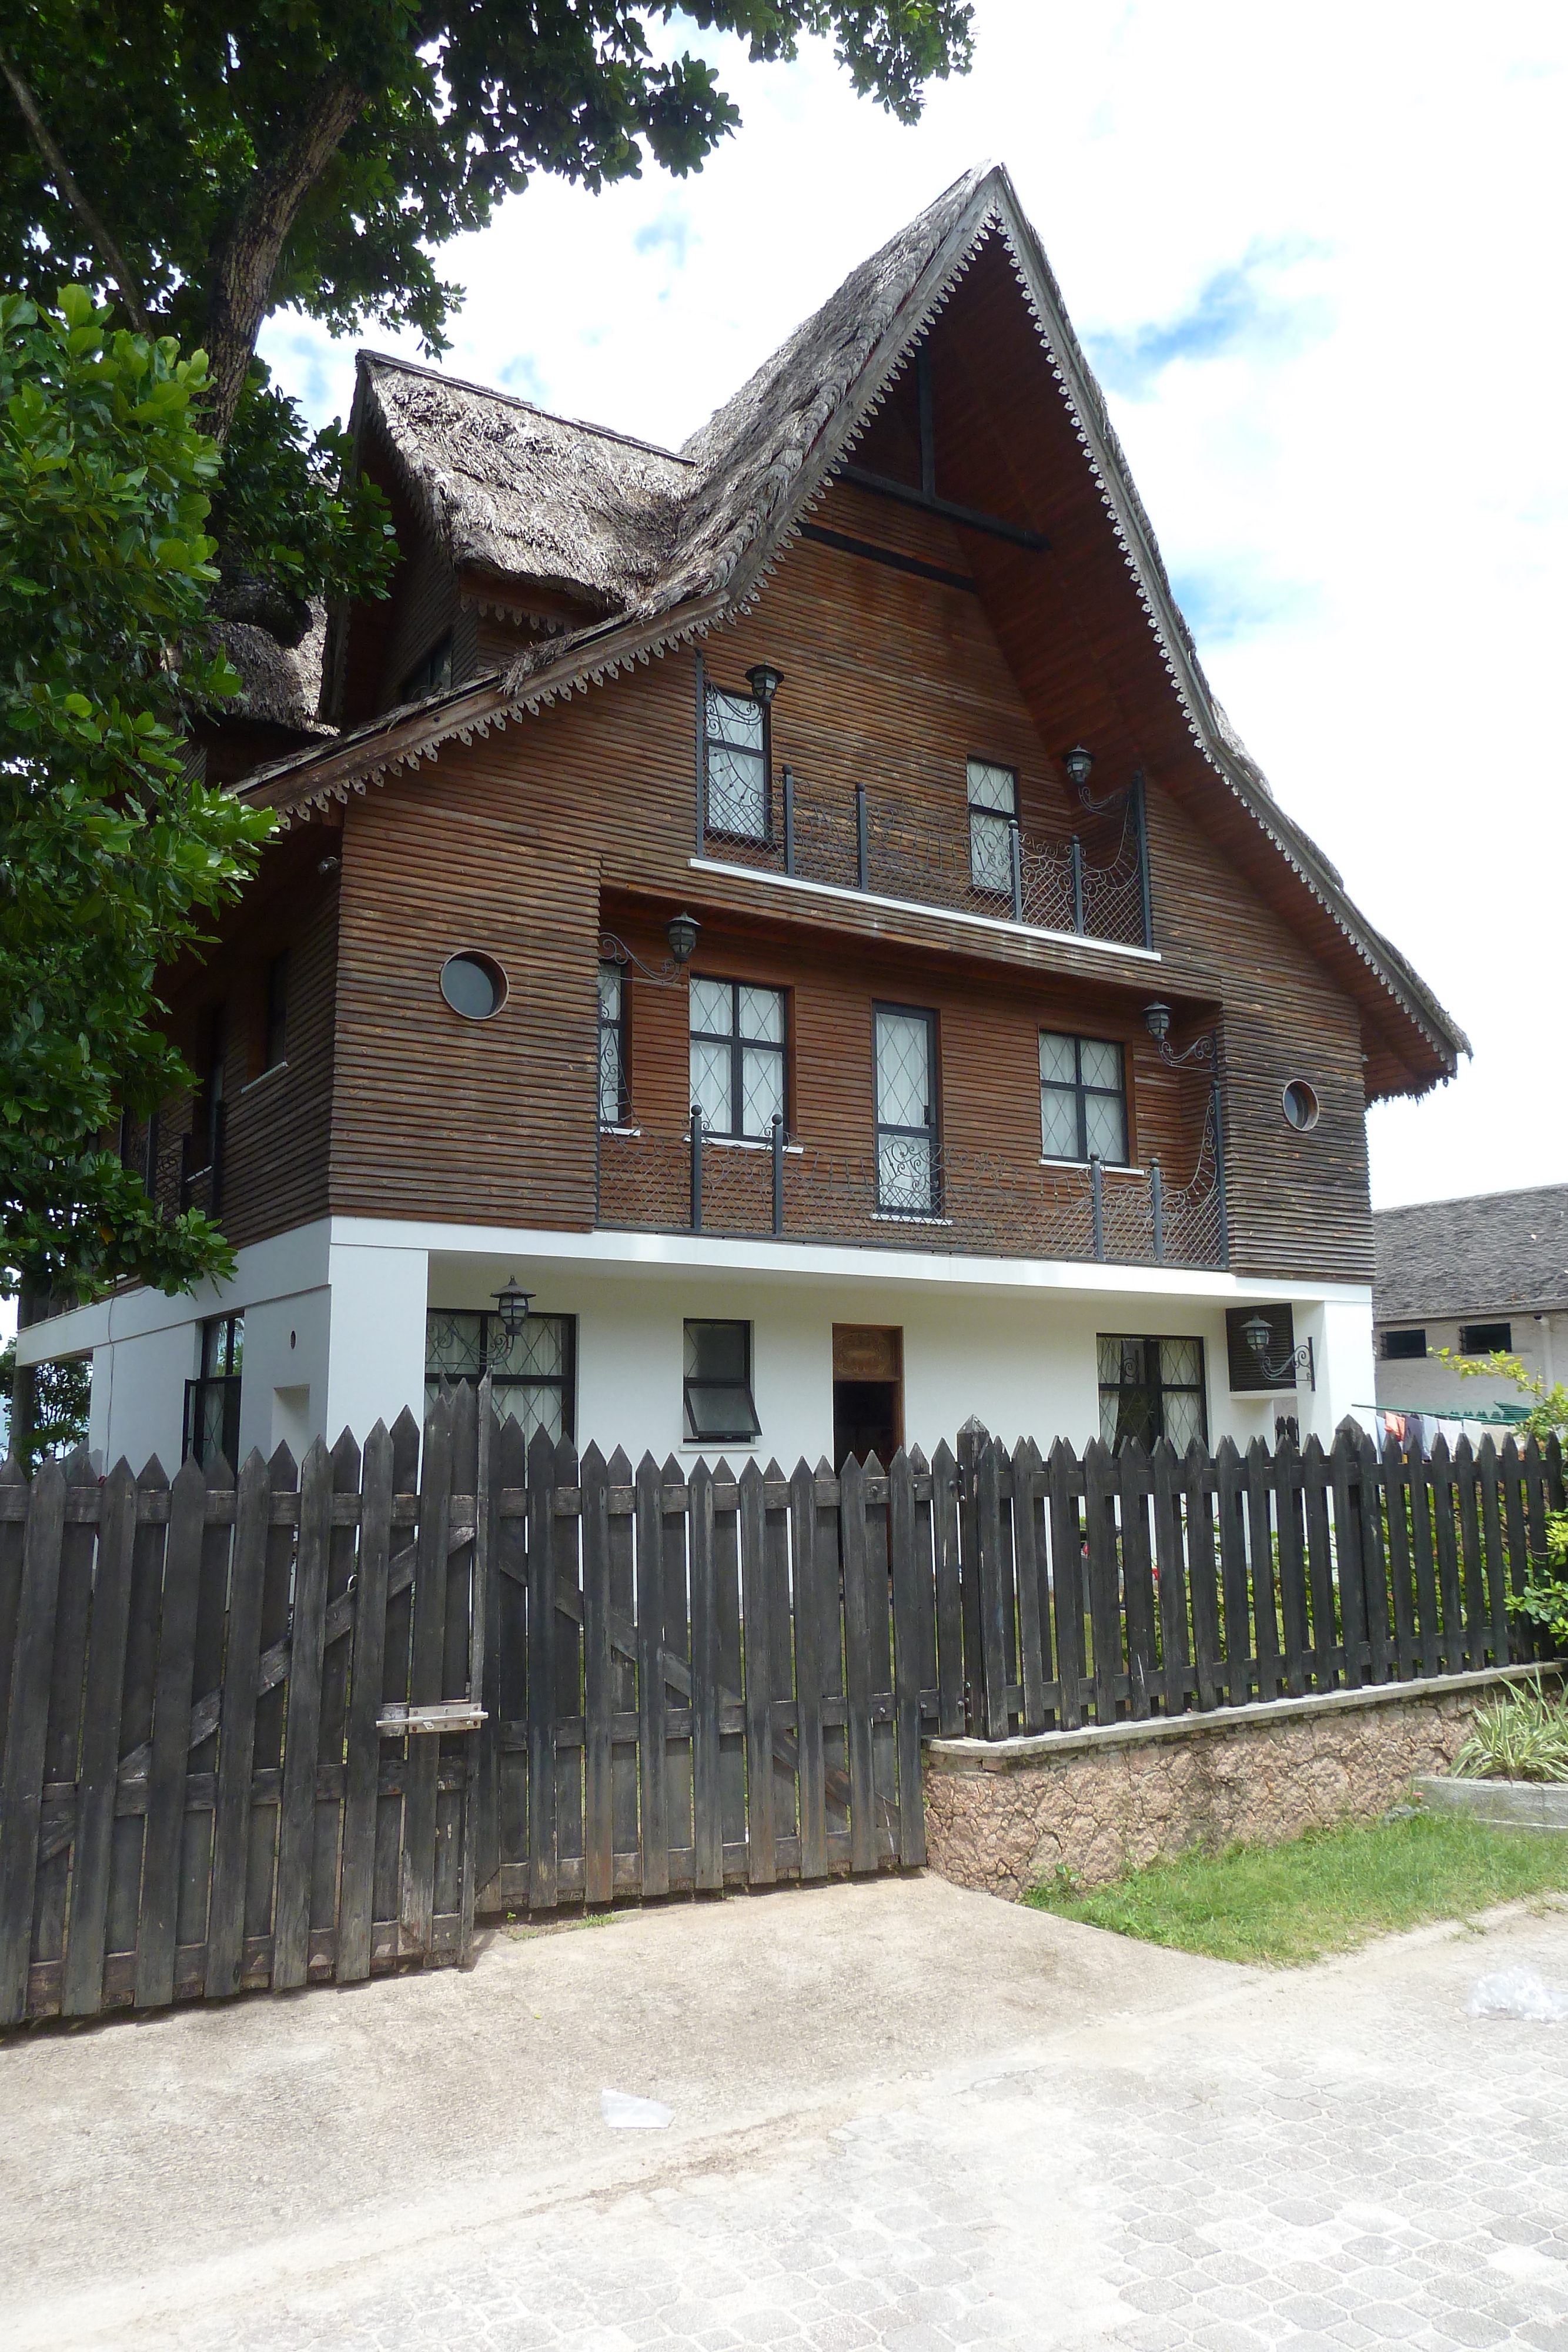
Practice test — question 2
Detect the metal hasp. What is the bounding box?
[377,1700,488,1736]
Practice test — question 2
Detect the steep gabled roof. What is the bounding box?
[242,163,1468,1091]
[1375,1185,1568,1323]
[356,355,690,611]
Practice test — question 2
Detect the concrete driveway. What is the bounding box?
[2,1873,1566,2350]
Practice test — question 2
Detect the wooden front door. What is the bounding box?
[832,1324,904,1471]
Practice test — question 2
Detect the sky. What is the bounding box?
[252,3,1560,1220]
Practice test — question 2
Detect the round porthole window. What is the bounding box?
[440,951,507,1021]
[1282,1079,1320,1132]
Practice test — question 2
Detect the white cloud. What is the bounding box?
[258,0,1568,1210]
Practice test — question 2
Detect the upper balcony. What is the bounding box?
[693,681,1153,956]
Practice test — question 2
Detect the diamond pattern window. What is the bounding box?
[1039,1032,1128,1164]
[875,1005,938,1217]
[703,682,769,841]
[598,960,628,1125]
[425,1309,576,1444]
[967,759,1018,893]
[684,1318,761,1443]
[689,977,786,1139]
[1097,1335,1208,1452]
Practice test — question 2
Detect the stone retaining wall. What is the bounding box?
[922,1666,1548,1900]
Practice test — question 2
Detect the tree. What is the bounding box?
[1,4,973,440]
[1,1335,91,1475]
[1,288,276,1448]
[1440,1347,1568,1651]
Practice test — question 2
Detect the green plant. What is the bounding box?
[1453,1676,1568,1783]
[0,1337,89,1472]
[1024,1811,1568,1967]
[1439,1350,1568,1649]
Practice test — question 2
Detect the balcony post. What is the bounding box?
[691,1104,704,1233]
[1071,835,1085,934]
[855,783,868,893]
[1009,818,1023,924]
[1091,1151,1104,1261]
[783,765,795,877]
[771,1112,784,1237]
[1211,1063,1229,1267]
[1132,769,1154,950]
[1150,1156,1164,1264]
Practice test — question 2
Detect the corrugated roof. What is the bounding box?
[1374,1185,1568,1322]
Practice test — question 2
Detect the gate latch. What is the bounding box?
[377,1700,488,1735]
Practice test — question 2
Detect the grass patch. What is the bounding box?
[1024,1810,1568,1966]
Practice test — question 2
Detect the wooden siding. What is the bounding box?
[185,238,1389,1284]
[158,827,340,1250]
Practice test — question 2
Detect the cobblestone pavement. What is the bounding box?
[8,1887,1567,2350]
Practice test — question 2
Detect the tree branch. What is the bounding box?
[204,68,366,437]
[1,53,149,334]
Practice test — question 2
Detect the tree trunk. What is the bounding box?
[204,68,366,437]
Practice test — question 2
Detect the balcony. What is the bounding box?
[698,767,1152,953]
[597,1094,1226,1269]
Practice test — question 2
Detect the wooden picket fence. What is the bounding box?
[0,1396,1560,2026]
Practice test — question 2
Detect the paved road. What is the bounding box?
[3,1876,1566,2350]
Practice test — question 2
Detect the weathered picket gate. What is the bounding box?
[0,1398,1561,2026]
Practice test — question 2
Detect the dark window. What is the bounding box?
[1381,1327,1427,1361]
[684,1319,760,1443]
[1226,1303,1297,1392]
[1282,1079,1320,1131]
[183,1312,243,1467]
[874,1004,938,1216]
[967,758,1017,892]
[263,951,288,1071]
[440,952,507,1020]
[1459,1322,1512,1355]
[599,960,629,1124]
[703,681,769,841]
[425,1309,576,1444]
[689,977,785,1138]
[1098,1336,1208,1452]
[198,1007,226,1161]
[1039,1033,1128,1164]
[400,633,453,704]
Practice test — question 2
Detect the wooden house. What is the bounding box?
[27,165,1467,1473]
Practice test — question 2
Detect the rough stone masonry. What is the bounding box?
[921,1667,1544,1899]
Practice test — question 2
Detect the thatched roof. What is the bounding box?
[357,358,690,611]
[216,604,332,734]
[243,163,1468,1085]
[1375,1185,1568,1323]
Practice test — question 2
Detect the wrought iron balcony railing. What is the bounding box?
[597,1093,1226,1269]
[700,767,1152,952]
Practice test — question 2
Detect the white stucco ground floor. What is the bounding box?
[18,1215,1376,1476]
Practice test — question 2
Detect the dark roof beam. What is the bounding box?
[834,463,1049,549]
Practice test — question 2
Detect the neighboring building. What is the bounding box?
[20,165,1466,1475]
[1373,1184,1568,1422]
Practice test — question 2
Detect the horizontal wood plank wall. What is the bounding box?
[158,833,340,1251]
[327,745,606,1228]
[604,898,1209,1197]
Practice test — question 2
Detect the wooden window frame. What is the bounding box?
[701,677,772,846]
[1097,1335,1208,1452]
[597,958,630,1127]
[1039,1031,1129,1166]
[966,757,1018,895]
[683,1317,761,1444]
[424,1309,577,1442]
[873,1001,940,1217]
[688,977,788,1140]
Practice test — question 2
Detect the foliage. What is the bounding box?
[1024,1812,1568,1967]
[0,1335,89,1473]
[1453,1676,1568,1785]
[205,363,397,642]
[0,286,273,1302]
[1439,1349,1568,1649]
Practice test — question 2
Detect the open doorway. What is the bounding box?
[832,1325,904,1471]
